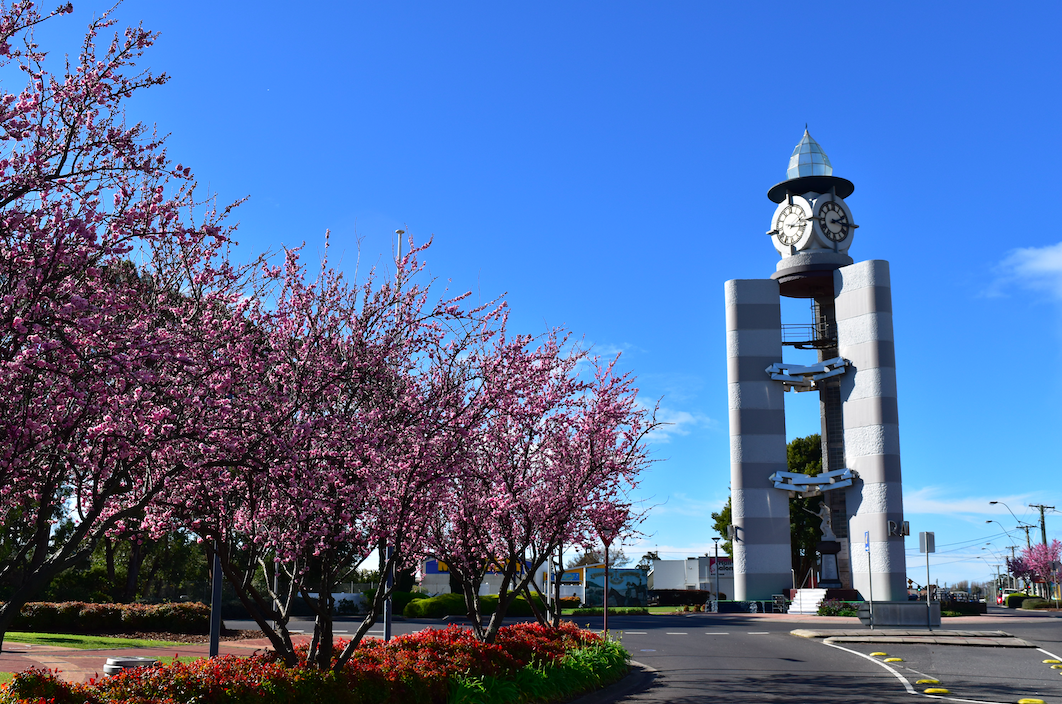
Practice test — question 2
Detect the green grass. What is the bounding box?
[154,655,204,665]
[4,632,187,650]
[569,608,649,616]
[560,606,684,615]
[450,637,630,704]
[0,672,13,684]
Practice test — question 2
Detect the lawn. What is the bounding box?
[3,632,187,650]
[561,606,687,615]
[0,673,12,684]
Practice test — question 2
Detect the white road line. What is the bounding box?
[747,631,770,635]
[665,632,688,635]
[333,630,349,634]
[624,631,648,634]
[822,640,916,696]
[704,632,730,635]
[1037,646,1062,661]
[822,639,1012,704]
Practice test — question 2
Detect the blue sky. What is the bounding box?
[28,1,1062,588]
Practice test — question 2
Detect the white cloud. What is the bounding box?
[990,242,1062,299]
[903,487,1039,520]
[645,405,714,444]
[642,492,724,518]
[623,537,718,560]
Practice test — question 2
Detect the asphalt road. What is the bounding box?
[227,608,1062,704]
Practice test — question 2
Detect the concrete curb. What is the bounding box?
[569,660,659,704]
[791,628,1035,647]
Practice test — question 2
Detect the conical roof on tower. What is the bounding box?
[786,128,832,179]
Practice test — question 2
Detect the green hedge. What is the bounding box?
[1019,598,1057,610]
[1005,593,1032,609]
[403,592,546,618]
[8,601,211,633]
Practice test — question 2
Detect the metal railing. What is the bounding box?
[781,322,836,349]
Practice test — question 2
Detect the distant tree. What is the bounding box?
[567,547,629,569]
[1007,555,1033,589]
[636,551,659,571]
[710,498,732,557]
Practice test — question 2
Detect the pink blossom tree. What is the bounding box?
[0,2,251,649]
[1020,540,1061,600]
[421,338,657,643]
[170,238,504,669]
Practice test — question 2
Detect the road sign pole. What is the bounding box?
[919,531,935,630]
[864,530,873,630]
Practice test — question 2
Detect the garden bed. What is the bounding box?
[0,622,629,704]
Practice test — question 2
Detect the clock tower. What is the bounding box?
[725,129,908,604]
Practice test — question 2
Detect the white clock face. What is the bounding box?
[770,196,813,253]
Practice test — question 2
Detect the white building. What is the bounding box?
[648,556,734,598]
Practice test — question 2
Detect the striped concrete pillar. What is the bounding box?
[725,279,791,601]
[834,260,907,601]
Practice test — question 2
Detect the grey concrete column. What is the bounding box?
[834,260,907,601]
[725,279,791,601]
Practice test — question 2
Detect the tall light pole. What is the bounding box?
[712,537,721,613]
[382,229,405,643]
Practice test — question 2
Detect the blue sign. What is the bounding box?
[864,530,870,553]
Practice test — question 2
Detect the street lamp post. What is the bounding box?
[989,501,1033,548]
[712,537,721,613]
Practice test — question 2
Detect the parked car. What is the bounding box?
[997,588,1019,605]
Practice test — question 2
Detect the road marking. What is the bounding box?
[333,630,349,634]
[1038,647,1062,662]
[747,631,769,635]
[823,640,1013,704]
[704,632,730,635]
[624,631,647,634]
[665,632,688,635]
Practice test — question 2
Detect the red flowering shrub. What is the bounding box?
[1,668,99,704]
[493,621,600,667]
[0,623,620,704]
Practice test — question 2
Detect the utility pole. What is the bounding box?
[1030,504,1054,546]
[1018,524,1032,548]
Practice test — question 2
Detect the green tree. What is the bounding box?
[710,434,824,580]
[710,499,732,557]
[787,434,823,587]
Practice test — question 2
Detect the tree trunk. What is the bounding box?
[333,548,399,671]
[123,539,146,602]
